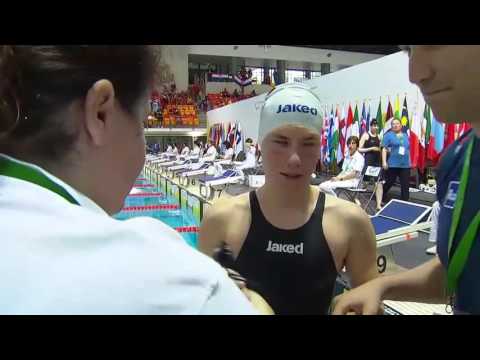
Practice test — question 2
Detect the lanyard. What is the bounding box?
[0,156,80,205]
[447,135,480,295]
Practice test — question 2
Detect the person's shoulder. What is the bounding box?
[203,192,250,222]
[325,195,369,226]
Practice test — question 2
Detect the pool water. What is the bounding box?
[114,178,199,248]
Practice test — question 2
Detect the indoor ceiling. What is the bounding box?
[290,45,400,55]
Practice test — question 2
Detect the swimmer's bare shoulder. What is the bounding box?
[322,193,378,286]
[198,192,251,257]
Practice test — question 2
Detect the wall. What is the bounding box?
[155,45,189,91]
[207,93,267,142]
[188,45,382,68]
[207,51,428,142]
[304,51,425,123]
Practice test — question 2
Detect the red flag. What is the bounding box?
[346,104,354,139]
[409,107,421,168]
[444,123,456,149]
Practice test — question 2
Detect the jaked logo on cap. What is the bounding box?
[276,104,318,116]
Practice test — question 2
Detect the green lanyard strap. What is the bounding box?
[0,156,80,206]
[447,135,480,295]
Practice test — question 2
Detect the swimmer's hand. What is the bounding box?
[224,268,274,315]
[332,280,385,315]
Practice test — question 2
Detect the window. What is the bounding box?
[246,67,277,84]
[248,67,264,84]
[286,69,307,83]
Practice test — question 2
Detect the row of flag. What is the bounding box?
[208,122,244,155]
[320,95,472,174]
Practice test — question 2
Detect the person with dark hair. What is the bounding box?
[202,141,218,161]
[381,118,411,201]
[237,138,257,169]
[222,140,234,160]
[0,46,258,315]
[358,119,384,211]
[319,135,365,197]
[191,140,201,157]
[180,142,190,157]
[334,46,480,315]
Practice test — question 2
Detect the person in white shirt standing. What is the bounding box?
[319,136,365,197]
[0,45,261,315]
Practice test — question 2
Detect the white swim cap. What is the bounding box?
[259,83,323,144]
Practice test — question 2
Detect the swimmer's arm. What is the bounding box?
[198,205,228,257]
[344,207,379,287]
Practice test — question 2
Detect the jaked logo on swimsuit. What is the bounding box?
[276,104,318,116]
[266,240,304,254]
[444,181,459,209]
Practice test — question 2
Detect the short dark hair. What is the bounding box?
[245,138,253,144]
[370,119,378,126]
[0,45,155,160]
[222,140,232,149]
[347,136,360,147]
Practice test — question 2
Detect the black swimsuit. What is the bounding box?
[227,191,338,315]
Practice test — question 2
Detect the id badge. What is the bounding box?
[398,146,405,156]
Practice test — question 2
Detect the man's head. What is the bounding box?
[347,136,359,155]
[258,83,323,188]
[404,45,480,128]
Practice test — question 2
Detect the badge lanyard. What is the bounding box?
[446,135,480,296]
[0,156,79,205]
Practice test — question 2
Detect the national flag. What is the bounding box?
[427,111,445,164]
[401,97,410,131]
[346,104,354,140]
[409,102,421,168]
[376,99,383,132]
[334,106,342,164]
[394,95,400,120]
[366,102,371,133]
[360,102,367,136]
[339,105,346,160]
[352,104,360,137]
[234,122,244,155]
[381,100,394,136]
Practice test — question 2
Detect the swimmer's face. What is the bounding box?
[370,123,378,134]
[406,45,480,125]
[261,125,321,186]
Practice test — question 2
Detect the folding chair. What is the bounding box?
[336,166,382,215]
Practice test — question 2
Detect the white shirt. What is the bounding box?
[238,145,256,169]
[341,150,365,177]
[203,146,218,162]
[191,146,200,156]
[181,147,190,156]
[172,147,179,155]
[223,148,234,160]
[0,154,257,315]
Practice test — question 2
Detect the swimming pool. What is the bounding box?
[114,176,199,248]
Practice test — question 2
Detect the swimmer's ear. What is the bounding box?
[83,79,115,147]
